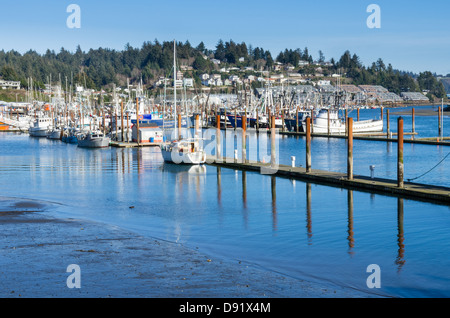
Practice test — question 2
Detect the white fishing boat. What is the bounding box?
[29,117,52,137]
[77,130,111,148]
[161,138,206,165]
[302,109,383,134]
[46,126,62,140]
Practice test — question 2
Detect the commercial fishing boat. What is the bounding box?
[302,108,383,134]
[77,130,111,148]
[28,117,53,137]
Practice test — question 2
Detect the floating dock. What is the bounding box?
[206,156,450,206]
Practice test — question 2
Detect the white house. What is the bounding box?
[183,78,194,87]
[0,80,20,90]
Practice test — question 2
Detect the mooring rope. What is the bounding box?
[407,151,450,182]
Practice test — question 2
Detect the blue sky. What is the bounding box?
[1,0,449,75]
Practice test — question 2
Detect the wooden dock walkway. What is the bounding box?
[206,156,450,206]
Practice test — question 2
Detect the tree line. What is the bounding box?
[0,39,446,99]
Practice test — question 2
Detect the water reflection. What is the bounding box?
[396,198,405,272]
[271,176,277,232]
[347,190,355,256]
[306,183,313,245]
[217,167,222,207]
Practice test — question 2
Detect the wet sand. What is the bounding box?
[0,198,378,298]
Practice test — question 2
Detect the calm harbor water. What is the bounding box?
[1,105,450,298]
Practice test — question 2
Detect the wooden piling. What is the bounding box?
[386,108,390,138]
[438,106,442,139]
[357,108,360,121]
[242,115,247,163]
[271,116,276,168]
[136,98,140,145]
[121,101,124,142]
[327,109,330,136]
[347,117,353,180]
[398,117,404,188]
[256,109,259,132]
[412,108,415,135]
[296,106,299,133]
[216,114,221,160]
[345,109,348,136]
[306,117,311,173]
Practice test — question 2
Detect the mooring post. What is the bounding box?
[256,109,259,132]
[386,108,390,139]
[398,117,404,188]
[306,117,311,173]
[357,108,360,121]
[345,109,348,136]
[271,115,276,168]
[327,108,330,136]
[242,115,247,163]
[348,117,353,180]
[296,106,299,133]
[412,108,415,137]
[438,106,442,140]
[216,114,221,160]
[121,101,124,142]
[136,98,140,145]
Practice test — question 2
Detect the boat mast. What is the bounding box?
[173,40,178,140]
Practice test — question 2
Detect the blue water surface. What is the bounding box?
[1,106,450,297]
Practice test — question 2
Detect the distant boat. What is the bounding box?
[29,117,52,137]
[160,138,206,165]
[77,131,111,148]
[302,109,383,134]
[62,127,80,144]
[284,110,311,132]
[46,126,62,140]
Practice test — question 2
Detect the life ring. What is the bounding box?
[138,115,144,120]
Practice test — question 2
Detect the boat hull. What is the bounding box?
[161,148,206,165]
[78,137,111,148]
[29,128,49,137]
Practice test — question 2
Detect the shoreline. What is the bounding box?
[0,198,379,298]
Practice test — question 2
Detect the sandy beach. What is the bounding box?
[0,197,378,298]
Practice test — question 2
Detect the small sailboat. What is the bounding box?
[161,138,206,164]
[159,40,206,165]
